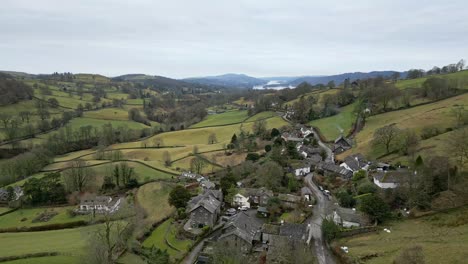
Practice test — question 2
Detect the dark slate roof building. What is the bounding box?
[333,135,352,154]
[187,189,223,228]
[317,161,353,179]
[340,153,369,172]
[218,212,264,252]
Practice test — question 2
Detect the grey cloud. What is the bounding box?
[0,0,467,78]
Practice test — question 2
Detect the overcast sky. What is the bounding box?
[1,0,467,78]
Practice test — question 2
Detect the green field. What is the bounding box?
[3,256,80,264]
[396,70,468,90]
[190,110,248,128]
[136,182,175,225]
[309,102,356,141]
[0,206,89,229]
[83,107,130,121]
[342,93,468,159]
[244,111,277,122]
[143,219,193,261]
[0,225,95,258]
[336,206,468,264]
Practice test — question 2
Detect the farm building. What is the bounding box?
[373,168,411,189]
[78,195,121,214]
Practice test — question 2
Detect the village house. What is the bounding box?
[0,186,23,202]
[262,223,310,261]
[281,132,303,142]
[298,145,323,159]
[332,135,352,154]
[232,193,250,209]
[373,168,411,189]
[78,195,122,214]
[180,171,201,180]
[340,153,369,173]
[300,187,314,204]
[292,161,311,177]
[317,161,353,180]
[236,188,274,207]
[186,189,223,229]
[217,211,263,252]
[331,207,368,228]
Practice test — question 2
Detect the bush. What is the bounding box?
[322,218,340,242]
[245,153,260,162]
[357,182,377,195]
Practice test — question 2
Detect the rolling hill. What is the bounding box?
[183,73,266,88]
[289,71,407,86]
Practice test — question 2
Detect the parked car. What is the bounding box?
[239,206,249,211]
[318,186,324,191]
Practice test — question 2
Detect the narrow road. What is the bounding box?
[182,239,206,264]
[310,127,334,163]
[305,173,336,264]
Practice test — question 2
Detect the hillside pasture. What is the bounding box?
[0,206,90,230]
[309,102,356,141]
[3,256,80,264]
[190,110,248,128]
[83,107,130,121]
[136,182,174,225]
[342,93,468,159]
[0,225,96,258]
[396,70,468,90]
[336,206,468,264]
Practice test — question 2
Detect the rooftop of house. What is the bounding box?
[334,135,352,146]
[342,153,368,171]
[80,195,116,206]
[220,212,263,244]
[319,162,353,178]
[335,207,367,224]
[301,187,312,195]
[373,168,411,183]
[238,188,274,198]
[188,189,223,214]
[262,223,308,241]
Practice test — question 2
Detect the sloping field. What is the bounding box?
[396,70,468,90]
[190,110,248,128]
[342,93,468,159]
[83,107,130,121]
[336,206,468,264]
[309,102,356,141]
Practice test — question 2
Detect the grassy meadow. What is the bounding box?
[309,102,356,141]
[336,206,468,264]
[190,110,248,128]
[340,93,468,160]
[136,182,175,225]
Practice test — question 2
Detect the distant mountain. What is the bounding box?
[183,73,266,88]
[289,71,407,86]
[0,70,35,79]
[113,74,225,91]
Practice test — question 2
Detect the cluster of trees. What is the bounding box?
[102,163,138,191]
[0,73,33,105]
[22,172,67,206]
[128,108,151,126]
[407,59,466,79]
[45,123,154,155]
[0,148,52,186]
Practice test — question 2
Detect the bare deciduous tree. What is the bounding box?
[63,160,94,192]
[372,125,401,154]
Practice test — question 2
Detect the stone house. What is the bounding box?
[187,189,223,228]
[317,161,353,180]
[373,168,411,189]
[238,188,274,207]
[331,207,368,228]
[78,195,121,214]
[340,153,369,173]
[218,212,263,252]
[277,193,302,209]
[332,135,352,154]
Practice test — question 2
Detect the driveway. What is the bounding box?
[310,127,334,163]
[305,173,336,264]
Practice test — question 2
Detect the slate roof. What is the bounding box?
[373,169,410,183]
[278,223,308,241]
[219,212,263,244]
[301,187,312,195]
[334,135,352,146]
[336,207,366,224]
[188,189,223,214]
[343,153,368,171]
[308,154,323,165]
[80,195,113,206]
[262,223,307,241]
[318,162,353,178]
[239,188,274,198]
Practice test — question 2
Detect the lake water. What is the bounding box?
[253,80,295,90]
